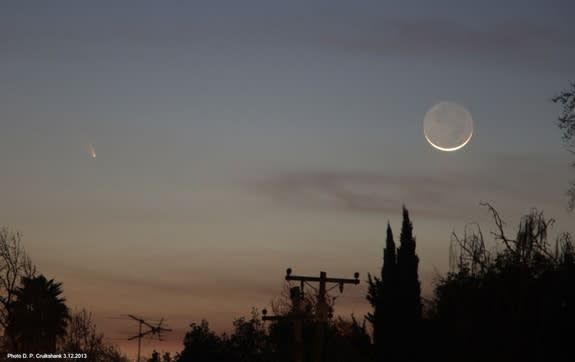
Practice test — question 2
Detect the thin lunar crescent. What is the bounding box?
[423,101,474,152]
[424,131,473,152]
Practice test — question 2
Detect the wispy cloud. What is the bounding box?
[256,152,569,219]
[3,9,571,71]
[258,170,462,219]
[53,263,279,301]
[321,19,573,70]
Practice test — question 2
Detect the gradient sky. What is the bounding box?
[1,0,575,357]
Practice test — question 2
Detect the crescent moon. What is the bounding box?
[423,101,474,152]
[424,131,473,152]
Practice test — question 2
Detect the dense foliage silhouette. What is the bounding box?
[6,275,69,354]
[429,205,575,362]
[367,206,422,361]
[0,229,128,361]
[176,308,372,362]
[1,201,573,362]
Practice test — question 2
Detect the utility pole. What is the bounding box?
[137,319,142,362]
[285,268,360,362]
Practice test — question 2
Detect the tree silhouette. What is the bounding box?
[552,81,575,210]
[367,206,422,361]
[323,316,372,362]
[431,204,575,361]
[6,275,70,353]
[60,308,129,362]
[177,320,227,362]
[366,222,398,360]
[397,206,422,323]
[177,305,373,362]
[394,206,422,361]
[227,309,270,362]
[148,350,176,362]
[552,81,575,147]
[0,227,35,343]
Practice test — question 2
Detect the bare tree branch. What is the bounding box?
[0,227,36,331]
[450,222,489,275]
[552,81,575,211]
[480,202,515,255]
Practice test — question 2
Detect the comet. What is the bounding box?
[86,144,96,159]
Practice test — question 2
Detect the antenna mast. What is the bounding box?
[127,315,172,362]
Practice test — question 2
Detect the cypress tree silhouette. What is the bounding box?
[395,206,422,361]
[397,206,422,323]
[382,223,399,361]
[367,207,422,361]
[367,222,399,361]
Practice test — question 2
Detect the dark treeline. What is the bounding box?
[375,204,574,362]
[428,204,575,362]
[162,310,370,362]
[153,204,575,362]
[1,204,574,362]
[0,227,129,362]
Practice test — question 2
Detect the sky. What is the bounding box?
[1,0,575,357]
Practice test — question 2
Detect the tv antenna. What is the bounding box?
[127,314,172,362]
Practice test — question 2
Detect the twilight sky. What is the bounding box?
[1,0,574,357]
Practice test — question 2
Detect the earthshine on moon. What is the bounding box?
[423,101,474,152]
